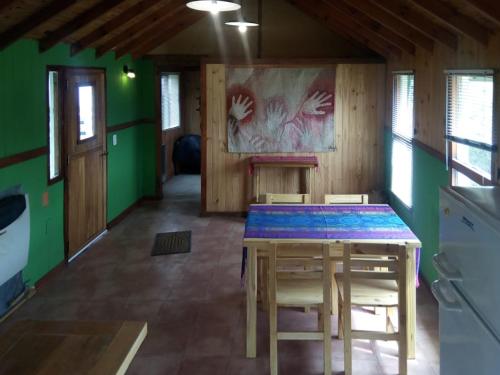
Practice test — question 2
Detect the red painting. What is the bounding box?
[226,67,336,153]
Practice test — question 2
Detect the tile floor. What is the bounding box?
[1,175,439,374]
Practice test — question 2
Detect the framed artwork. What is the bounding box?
[226,66,336,153]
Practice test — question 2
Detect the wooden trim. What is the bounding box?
[0,0,78,51]
[106,118,155,133]
[341,0,435,52]
[200,62,207,216]
[409,0,490,45]
[70,0,159,56]
[462,0,500,27]
[412,138,446,163]
[38,0,128,52]
[154,66,163,199]
[450,159,494,186]
[371,0,458,50]
[46,66,65,186]
[201,57,386,65]
[0,147,47,169]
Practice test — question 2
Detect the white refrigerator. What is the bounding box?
[433,186,500,375]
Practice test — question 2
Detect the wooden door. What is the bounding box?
[65,69,107,259]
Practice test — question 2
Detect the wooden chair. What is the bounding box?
[268,242,334,375]
[265,193,311,204]
[324,194,368,204]
[336,242,407,375]
[258,193,311,308]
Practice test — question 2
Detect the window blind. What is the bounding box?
[445,70,496,152]
[161,73,180,130]
[392,73,414,140]
[391,72,414,207]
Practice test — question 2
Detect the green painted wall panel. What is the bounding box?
[0,157,64,285]
[0,39,156,285]
[385,130,449,283]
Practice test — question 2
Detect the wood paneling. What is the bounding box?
[204,63,386,212]
[162,127,184,179]
[183,71,201,135]
[386,32,500,183]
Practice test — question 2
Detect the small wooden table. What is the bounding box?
[0,320,147,375]
[248,156,319,202]
[243,204,421,360]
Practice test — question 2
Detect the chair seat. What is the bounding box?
[277,279,323,306]
[335,273,398,307]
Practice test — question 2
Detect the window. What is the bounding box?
[47,69,62,183]
[391,72,415,208]
[161,73,180,130]
[78,85,96,141]
[445,70,496,186]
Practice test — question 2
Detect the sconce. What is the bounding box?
[123,65,136,79]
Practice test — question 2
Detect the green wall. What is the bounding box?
[0,39,156,285]
[385,130,449,284]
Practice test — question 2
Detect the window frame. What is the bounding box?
[160,72,182,131]
[46,66,65,185]
[391,71,415,209]
[444,69,497,187]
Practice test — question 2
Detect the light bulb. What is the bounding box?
[127,71,136,79]
[238,25,247,33]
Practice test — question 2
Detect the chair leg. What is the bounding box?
[262,257,269,311]
[322,303,332,375]
[337,291,343,339]
[343,302,352,375]
[318,305,323,329]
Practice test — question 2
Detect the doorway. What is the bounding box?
[64,68,107,260]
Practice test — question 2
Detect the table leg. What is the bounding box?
[406,247,416,359]
[255,168,260,203]
[246,246,258,358]
[331,261,338,316]
[308,168,313,199]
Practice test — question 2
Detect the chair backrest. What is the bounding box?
[324,194,369,205]
[342,242,407,302]
[268,242,333,297]
[265,193,311,204]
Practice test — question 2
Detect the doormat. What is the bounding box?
[151,231,191,256]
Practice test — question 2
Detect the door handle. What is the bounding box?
[433,253,462,281]
[431,280,462,312]
[100,152,108,157]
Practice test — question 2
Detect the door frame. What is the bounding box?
[59,66,108,261]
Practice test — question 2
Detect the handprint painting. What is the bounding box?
[226,67,336,153]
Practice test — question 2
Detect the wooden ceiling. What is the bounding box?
[0,0,498,60]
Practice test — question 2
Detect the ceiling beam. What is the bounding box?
[0,0,17,15]
[131,12,206,59]
[95,0,186,58]
[0,0,78,51]
[287,0,395,58]
[324,0,415,55]
[39,0,128,52]
[341,0,434,52]
[114,6,196,59]
[460,0,500,27]
[408,0,490,45]
[368,0,457,50]
[71,0,160,56]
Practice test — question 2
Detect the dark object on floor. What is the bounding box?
[152,231,191,255]
[172,134,201,174]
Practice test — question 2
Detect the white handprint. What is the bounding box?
[265,102,287,132]
[229,95,253,121]
[301,91,333,115]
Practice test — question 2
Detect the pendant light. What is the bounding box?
[224,0,258,33]
[186,0,241,14]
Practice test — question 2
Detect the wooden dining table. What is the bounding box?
[243,204,421,360]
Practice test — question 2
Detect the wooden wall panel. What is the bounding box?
[162,127,184,179]
[204,63,386,212]
[386,33,500,165]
